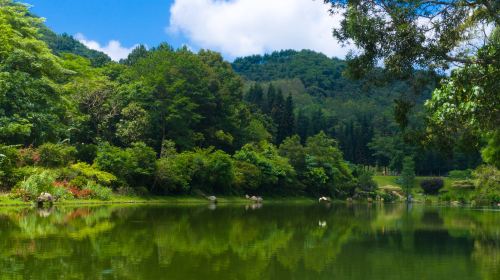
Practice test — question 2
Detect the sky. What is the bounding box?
[25,0,348,61]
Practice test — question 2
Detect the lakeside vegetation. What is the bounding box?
[0,0,498,206]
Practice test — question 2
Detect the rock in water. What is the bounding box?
[207,196,217,203]
[37,192,53,207]
[318,196,331,203]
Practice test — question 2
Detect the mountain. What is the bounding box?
[232,50,478,173]
[40,27,111,67]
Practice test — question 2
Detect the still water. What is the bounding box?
[0,203,499,280]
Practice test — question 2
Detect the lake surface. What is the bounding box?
[0,203,499,280]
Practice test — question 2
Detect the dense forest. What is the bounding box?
[0,0,498,204]
[233,50,482,174]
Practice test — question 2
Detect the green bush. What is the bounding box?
[0,144,19,189]
[11,170,73,201]
[420,178,444,194]
[472,165,500,204]
[70,162,117,186]
[448,169,472,180]
[83,181,112,200]
[155,148,235,194]
[19,170,56,199]
[95,142,156,187]
[37,143,77,167]
[234,141,296,193]
[354,167,377,192]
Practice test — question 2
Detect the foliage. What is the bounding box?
[69,162,117,186]
[0,144,18,188]
[448,170,473,180]
[472,165,500,204]
[82,181,113,200]
[0,1,69,145]
[400,156,415,197]
[352,166,377,193]
[323,0,499,76]
[10,170,73,201]
[40,28,111,67]
[155,147,235,194]
[234,141,296,194]
[420,178,444,195]
[37,143,77,167]
[94,142,156,188]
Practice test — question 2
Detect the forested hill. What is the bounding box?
[40,27,111,67]
[231,50,480,174]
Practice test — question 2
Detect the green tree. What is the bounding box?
[400,156,416,198]
[0,0,70,144]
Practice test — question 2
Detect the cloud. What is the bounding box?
[74,33,137,61]
[167,0,348,59]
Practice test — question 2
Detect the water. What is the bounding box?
[0,203,499,280]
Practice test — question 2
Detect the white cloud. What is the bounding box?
[167,0,348,59]
[74,33,137,61]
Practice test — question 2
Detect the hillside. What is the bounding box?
[232,50,480,174]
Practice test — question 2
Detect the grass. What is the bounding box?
[373,175,456,189]
[0,193,316,207]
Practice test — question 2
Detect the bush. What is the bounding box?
[83,181,113,200]
[420,178,444,194]
[155,148,236,195]
[355,168,377,192]
[17,146,40,166]
[472,165,500,204]
[0,144,19,189]
[38,143,77,167]
[11,170,72,200]
[95,142,156,187]
[20,170,56,199]
[70,162,116,186]
[448,169,472,179]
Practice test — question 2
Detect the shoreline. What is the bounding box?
[0,194,319,207]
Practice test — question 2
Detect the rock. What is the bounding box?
[246,194,263,203]
[451,200,461,206]
[207,196,217,203]
[37,192,53,207]
[318,196,331,203]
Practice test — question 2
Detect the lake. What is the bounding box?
[0,203,499,279]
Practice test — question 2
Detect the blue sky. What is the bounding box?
[24,0,348,61]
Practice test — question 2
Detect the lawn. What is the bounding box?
[373,175,456,189]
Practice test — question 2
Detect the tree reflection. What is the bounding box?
[0,204,498,279]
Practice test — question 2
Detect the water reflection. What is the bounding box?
[0,204,498,279]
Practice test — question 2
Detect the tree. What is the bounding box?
[246,83,264,107]
[323,0,499,165]
[400,156,416,199]
[323,0,499,77]
[0,1,70,145]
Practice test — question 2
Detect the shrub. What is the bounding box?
[70,162,116,186]
[155,148,235,195]
[17,146,40,166]
[38,143,77,167]
[420,178,444,194]
[83,182,112,200]
[355,168,377,192]
[95,142,156,187]
[472,165,500,204]
[0,144,19,189]
[448,169,472,179]
[15,170,56,200]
